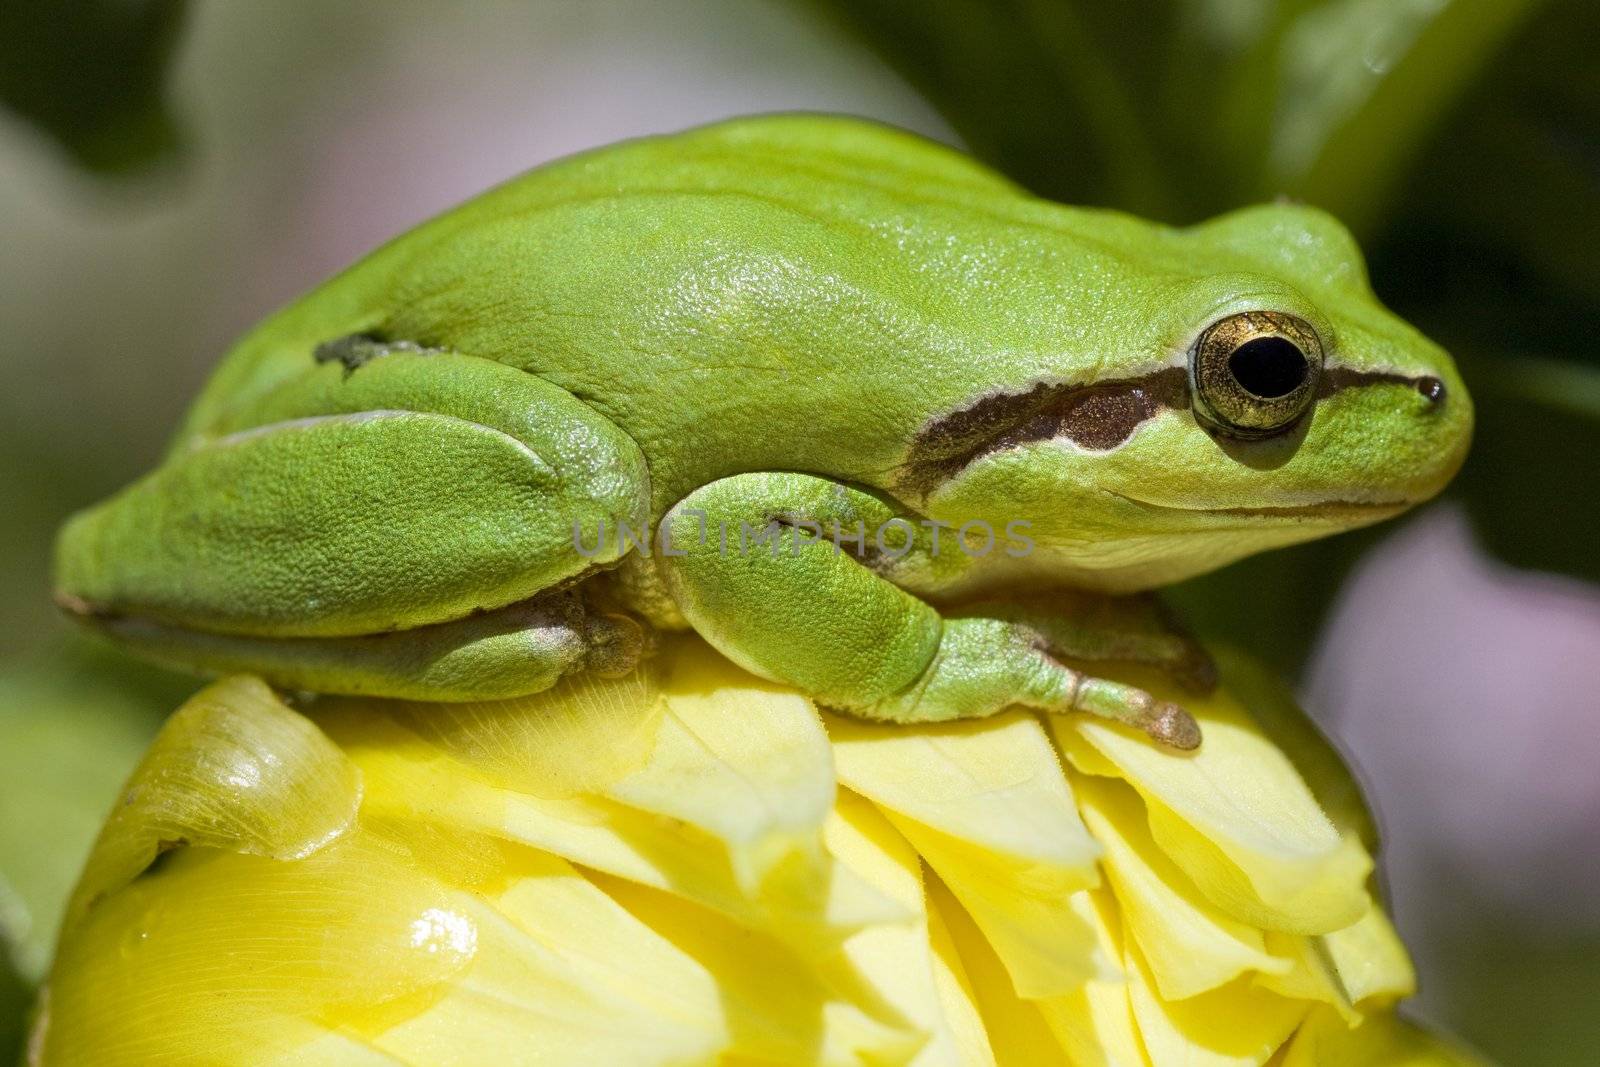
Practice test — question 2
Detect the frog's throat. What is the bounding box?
[895,365,1445,498]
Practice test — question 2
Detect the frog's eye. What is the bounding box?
[1189,310,1323,438]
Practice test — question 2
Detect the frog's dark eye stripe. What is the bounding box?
[897,368,1190,496]
[1189,311,1323,438]
[900,329,1443,498]
[1319,366,1447,406]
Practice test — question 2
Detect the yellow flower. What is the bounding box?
[30,637,1483,1066]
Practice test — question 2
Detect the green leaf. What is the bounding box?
[0,945,26,1067]
[806,0,1546,228]
[1452,355,1600,583]
[0,642,191,994]
[0,0,188,175]
[1259,0,1542,234]
[1369,0,1600,368]
[805,0,1183,217]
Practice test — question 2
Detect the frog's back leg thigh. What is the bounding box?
[54,348,650,699]
[657,472,1200,748]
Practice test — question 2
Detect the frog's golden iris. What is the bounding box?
[1189,310,1324,438]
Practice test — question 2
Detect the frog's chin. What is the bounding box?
[922,497,1413,597]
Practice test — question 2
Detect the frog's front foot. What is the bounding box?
[860,616,1202,751]
[657,472,1206,750]
[1067,673,1202,750]
[961,592,1217,696]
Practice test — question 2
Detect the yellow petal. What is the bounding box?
[356,848,731,1066]
[378,665,664,799]
[1317,903,1417,1005]
[826,710,1099,869]
[64,676,360,936]
[924,885,1000,1067]
[349,725,900,947]
[39,666,907,1067]
[1206,649,1378,839]
[1256,930,1359,1024]
[1200,653,1415,1005]
[927,873,1067,1066]
[1033,889,1149,1067]
[1123,920,1307,1067]
[323,649,905,955]
[829,710,1105,995]
[1280,1006,1490,1066]
[1051,665,1371,934]
[825,790,972,1062]
[1074,773,1289,1000]
[592,870,924,1067]
[33,640,1434,1066]
[607,641,835,893]
[39,831,477,1065]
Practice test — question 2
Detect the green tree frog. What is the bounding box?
[52,116,1471,749]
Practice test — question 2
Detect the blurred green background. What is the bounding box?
[1,1,1597,1063]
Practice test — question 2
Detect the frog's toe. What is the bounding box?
[582,612,652,678]
[1071,674,1204,751]
[1140,702,1203,751]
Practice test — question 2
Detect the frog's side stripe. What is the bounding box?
[900,365,1446,497]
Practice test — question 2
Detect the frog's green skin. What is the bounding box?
[53,115,1471,747]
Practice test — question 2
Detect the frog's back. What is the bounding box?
[179,115,1166,511]
[181,115,1017,438]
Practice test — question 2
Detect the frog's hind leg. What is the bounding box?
[69,588,648,701]
[54,347,652,699]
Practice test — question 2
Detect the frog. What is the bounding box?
[51,115,1472,750]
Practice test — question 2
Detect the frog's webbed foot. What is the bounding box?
[958,591,1217,693]
[862,615,1203,751]
[581,605,653,678]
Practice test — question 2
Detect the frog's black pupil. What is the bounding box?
[1228,336,1307,399]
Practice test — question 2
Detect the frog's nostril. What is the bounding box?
[1227,336,1308,399]
[1416,376,1446,404]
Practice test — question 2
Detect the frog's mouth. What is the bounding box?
[898,365,1447,501]
[1210,499,1412,520]
[1103,491,1413,524]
